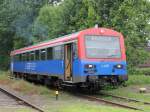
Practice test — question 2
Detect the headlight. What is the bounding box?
[115,64,123,69]
[117,64,121,68]
[84,64,97,74]
[88,64,93,68]
[84,64,95,69]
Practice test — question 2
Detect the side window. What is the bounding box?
[35,50,40,60]
[47,47,53,60]
[73,42,78,59]
[40,49,46,60]
[19,54,22,61]
[17,55,19,61]
[61,45,64,60]
[53,46,62,60]
[30,51,35,61]
[26,52,30,61]
[22,53,26,61]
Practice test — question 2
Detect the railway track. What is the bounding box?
[78,94,143,111]
[0,86,44,112]
[99,92,150,105]
[0,90,24,108]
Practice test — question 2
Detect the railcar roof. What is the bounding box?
[10,27,121,56]
[10,31,80,56]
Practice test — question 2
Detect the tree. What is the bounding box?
[33,5,64,42]
[0,0,48,70]
[110,0,150,72]
[34,0,150,73]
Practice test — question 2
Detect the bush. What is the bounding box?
[126,75,150,85]
[134,68,150,75]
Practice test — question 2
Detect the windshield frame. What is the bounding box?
[84,35,122,59]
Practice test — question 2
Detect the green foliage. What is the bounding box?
[0,71,51,95]
[0,0,48,70]
[134,67,150,76]
[33,5,64,41]
[126,75,150,85]
[61,103,139,112]
[126,47,150,73]
[102,75,150,104]
[110,0,150,73]
[0,0,150,73]
[13,36,30,49]
[33,0,150,73]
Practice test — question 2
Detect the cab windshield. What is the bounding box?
[85,35,121,58]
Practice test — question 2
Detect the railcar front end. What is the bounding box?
[75,28,127,90]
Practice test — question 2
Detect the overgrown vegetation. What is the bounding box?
[0,71,52,95]
[134,68,150,76]
[126,74,150,85]
[60,103,140,112]
[1,71,148,112]
[0,71,150,95]
[101,74,150,103]
[0,0,150,73]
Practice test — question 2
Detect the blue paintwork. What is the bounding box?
[79,60,127,76]
[12,60,64,75]
[11,59,127,78]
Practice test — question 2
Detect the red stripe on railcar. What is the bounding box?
[11,33,79,56]
[78,28,126,61]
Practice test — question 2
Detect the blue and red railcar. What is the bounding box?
[10,27,127,91]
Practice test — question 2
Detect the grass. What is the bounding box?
[10,80,52,95]
[44,96,141,112]
[135,67,150,76]
[100,96,150,112]
[0,71,149,112]
[0,108,36,112]
[0,71,13,84]
[102,84,150,102]
[59,103,140,112]
[0,71,52,96]
[126,74,150,85]
[0,71,149,95]
[100,74,150,112]
[101,75,150,102]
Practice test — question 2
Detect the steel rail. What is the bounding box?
[100,93,150,105]
[0,86,44,112]
[79,94,143,111]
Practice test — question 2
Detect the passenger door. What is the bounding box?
[64,43,73,81]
